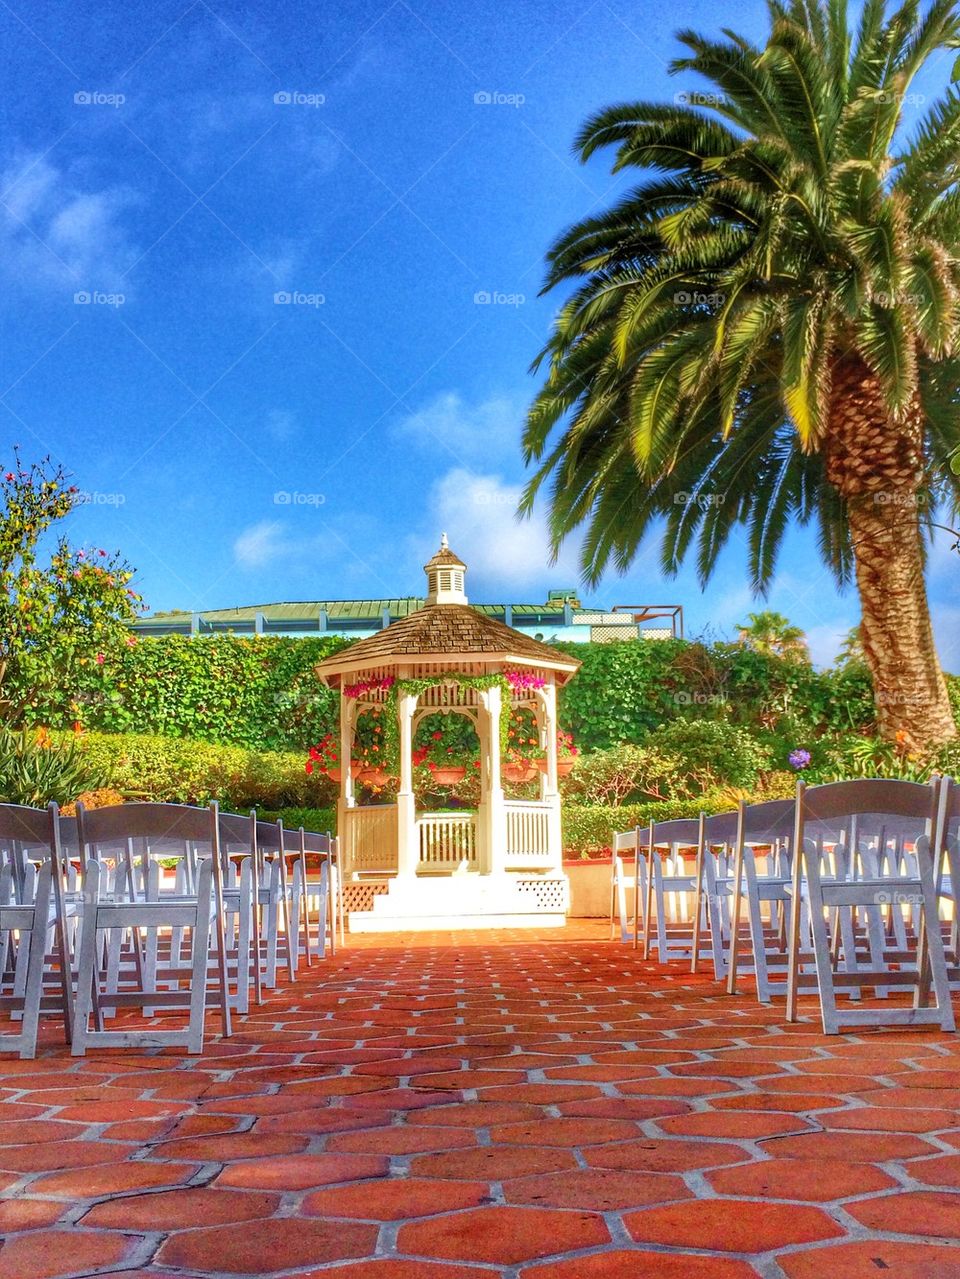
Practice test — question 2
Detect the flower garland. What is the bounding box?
[341,670,554,774]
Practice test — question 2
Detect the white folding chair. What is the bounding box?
[611,826,646,945]
[0,804,74,1057]
[70,802,231,1055]
[299,829,336,958]
[786,778,954,1034]
[255,819,296,988]
[691,810,739,980]
[642,818,704,963]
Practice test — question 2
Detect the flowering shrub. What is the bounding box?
[504,669,546,692]
[343,675,395,699]
[505,707,543,764]
[0,452,144,725]
[788,748,811,770]
[306,733,340,776]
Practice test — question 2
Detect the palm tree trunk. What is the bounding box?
[827,354,955,750]
[846,494,955,749]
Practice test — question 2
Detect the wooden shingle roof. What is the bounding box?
[316,603,579,683]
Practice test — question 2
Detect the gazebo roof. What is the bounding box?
[317,602,580,683]
[317,536,581,685]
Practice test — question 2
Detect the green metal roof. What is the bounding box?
[138,597,582,626]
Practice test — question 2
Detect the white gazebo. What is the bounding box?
[317,536,580,931]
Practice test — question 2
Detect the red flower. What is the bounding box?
[3,472,13,482]
[431,731,443,740]
[305,761,314,774]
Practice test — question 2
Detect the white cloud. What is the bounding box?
[0,152,138,292]
[394,391,525,464]
[233,520,289,569]
[422,467,581,591]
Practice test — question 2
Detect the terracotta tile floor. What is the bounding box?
[3,921,960,1277]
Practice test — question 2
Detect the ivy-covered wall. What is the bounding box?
[22,630,892,755]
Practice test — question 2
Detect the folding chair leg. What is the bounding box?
[71,863,102,1056]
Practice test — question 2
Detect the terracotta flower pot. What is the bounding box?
[429,766,467,785]
[325,768,343,784]
[502,762,539,783]
[356,766,389,786]
[536,758,577,778]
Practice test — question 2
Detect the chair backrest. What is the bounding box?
[0,803,51,845]
[649,818,700,847]
[77,801,220,848]
[741,798,794,843]
[219,810,255,849]
[255,818,284,852]
[703,811,739,845]
[613,826,648,854]
[299,829,333,855]
[796,780,939,866]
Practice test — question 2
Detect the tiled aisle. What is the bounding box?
[2,922,960,1278]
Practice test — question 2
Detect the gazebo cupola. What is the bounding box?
[316,535,581,931]
[424,533,467,605]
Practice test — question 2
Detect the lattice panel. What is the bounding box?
[590,624,639,643]
[342,881,390,914]
[513,877,569,912]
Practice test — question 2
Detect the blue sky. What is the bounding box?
[1,0,957,668]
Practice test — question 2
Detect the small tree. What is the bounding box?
[0,451,144,725]
[737,612,810,663]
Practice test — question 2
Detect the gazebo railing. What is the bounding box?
[418,812,478,871]
[342,804,399,875]
[504,800,553,867]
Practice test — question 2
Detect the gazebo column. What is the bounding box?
[484,684,507,876]
[539,679,564,873]
[395,688,418,878]
[338,694,356,875]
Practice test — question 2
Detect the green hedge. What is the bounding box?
[23,632,959,759]
[54,730,336,812]
[33,635,348,751]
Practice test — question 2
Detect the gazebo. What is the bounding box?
[317,536,581,931]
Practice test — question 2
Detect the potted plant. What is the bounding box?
[306,734,343,783]
[502,710,544,782]
[414,732,469,786]
[536,730,579,778]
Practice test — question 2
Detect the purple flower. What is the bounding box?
[788,749,811,771]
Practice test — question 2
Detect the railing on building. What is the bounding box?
[417,812,478,871]
[504,800,554,868]
[342,804,398,875]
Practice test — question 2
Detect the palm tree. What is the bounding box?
[737,610,810,660]
[522,0,960,748]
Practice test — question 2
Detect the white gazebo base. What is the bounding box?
[345,871,569,933]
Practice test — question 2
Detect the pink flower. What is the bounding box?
[3,472,13,482]
[95,652,105,665]
[97,548,106,557]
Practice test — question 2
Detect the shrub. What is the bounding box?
[562,722,771,805]
[562,797,725,858]
[52,731,337,811]
[0,724,105,806]
[262,806,338,833]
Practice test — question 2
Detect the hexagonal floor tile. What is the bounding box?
[397,1205,609,1265]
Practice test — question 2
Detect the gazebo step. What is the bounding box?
[346,873,569,933]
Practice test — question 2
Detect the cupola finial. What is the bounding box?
[423,535,467,606]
